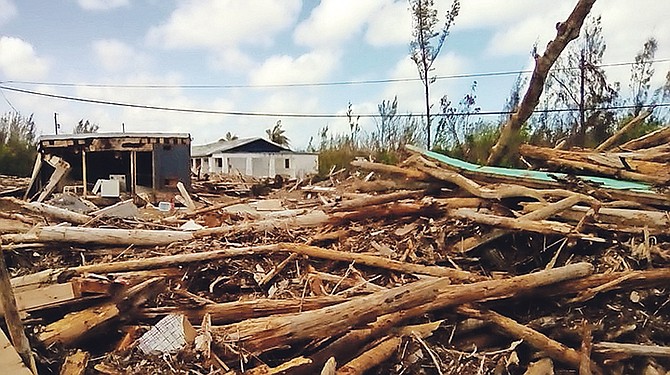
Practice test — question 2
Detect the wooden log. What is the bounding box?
[138,296,347,325]
[194,210,329,238]
[350,160,427,180]
[519,144,670,184]
[3,197,91,225]
[330,190,426,212]
[60,349,89,375]
[335,336,401,375]
[596,110,652,151]
[457,305,602,374]
[2,226,194,246]
[487,0,596,165]
[521,203,670,229]
[244,357,312,374]
[618,125,670,151]
[523,358,554,375]
[454,194,593,253]
[277,243,481,282]
[37,277,164,347]
[448,207,604,242]
[68,243,478,281]
[593,342,670,358]
[0,242,36,373]
[210,263,592,356]
[535,268,670,299]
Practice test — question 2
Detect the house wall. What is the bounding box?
[200,152,318,178]
[153,142,191,189]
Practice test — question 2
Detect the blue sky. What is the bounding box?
[0,0,668,149]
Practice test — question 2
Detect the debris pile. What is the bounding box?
[1,130,670,374]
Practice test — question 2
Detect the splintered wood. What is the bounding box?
[0,126,670,374]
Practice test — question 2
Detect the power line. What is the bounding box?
[3,58,669,90]
[1,84,668,119]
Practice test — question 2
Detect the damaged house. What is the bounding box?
[26,133,191,201]
[191,137,318,179]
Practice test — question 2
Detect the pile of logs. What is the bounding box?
[0,129,670,374]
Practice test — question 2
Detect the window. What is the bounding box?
[284,158,290,169]
[215,158,223,168]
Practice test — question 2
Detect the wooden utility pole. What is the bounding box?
[0,242,37,374]
[579,50,586,145]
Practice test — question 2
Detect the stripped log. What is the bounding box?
[596,110,652,151]
[66,243,480,281]
[2,198,91,225]
[2,226,194,246]
[138,296,347,325]
[210,263,592,356]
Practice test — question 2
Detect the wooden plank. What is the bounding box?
[0,329,32,375]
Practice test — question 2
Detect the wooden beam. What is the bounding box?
[0,243,36,373]
[0,328,32,375]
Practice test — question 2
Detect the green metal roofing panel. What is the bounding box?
[406,145,654,193]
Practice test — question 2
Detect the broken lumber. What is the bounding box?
[36,154,71,203]
[37,277,164,347]
[59,349,89,375]
[210,263,592,356]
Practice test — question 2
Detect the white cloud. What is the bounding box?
[148,0,301,49]
[0,0,17,25]
[92,39,150,72]
[210,48,255,73]
[365,1,412,47]
[0,36,49,79]
[77,0,129,11]
[294,0,384,48]
[251,50,341,86]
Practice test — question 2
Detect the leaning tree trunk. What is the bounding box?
[486,0,597,166]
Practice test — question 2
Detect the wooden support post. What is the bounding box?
[0,242,36,374]
[130,150,137,195]
[81,149,88,197]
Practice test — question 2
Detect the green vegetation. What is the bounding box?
[73,119,99,134]
[0,112,37,177]
[266,120,289,146]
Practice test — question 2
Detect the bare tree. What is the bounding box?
[409,0,460,149]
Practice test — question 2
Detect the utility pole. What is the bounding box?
[54,112,59,135]
[579,50,586,144]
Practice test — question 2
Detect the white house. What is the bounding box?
[191,137,318,179]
